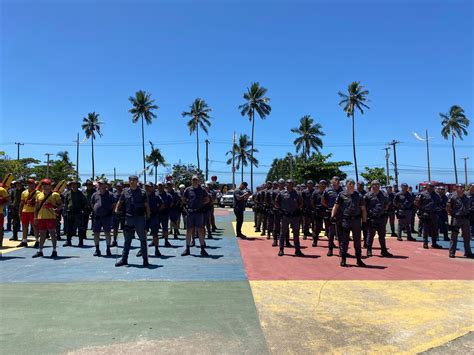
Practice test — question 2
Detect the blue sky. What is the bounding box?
[1,0,472,188]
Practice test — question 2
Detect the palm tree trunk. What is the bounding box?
[452,135,458,183]
[141,116,147,184]
[91,136,95,180]
[241,163,244,183]
[351,114,359,182]
[154,165,157,185]
[250,109,255,192]
[196,123,200,170]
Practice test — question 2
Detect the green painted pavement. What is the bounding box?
[1,281,268,354]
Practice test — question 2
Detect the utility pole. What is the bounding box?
[232,132,236,189]
[426,130,431,181]
[205,139,210,181]
[388,140,400,187]
[288,154,293,180]
[383,146,390,186]
[114,167,117,181]
[74,133,80,180]
[45,153,53,178]
[462,157,469,188]
[14,142,24,160]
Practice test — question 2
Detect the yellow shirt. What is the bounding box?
[21,189,39,213]
[36,191,62,220]
[0,187,8,214]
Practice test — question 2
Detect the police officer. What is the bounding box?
[178,184,187,230]
[181,175,210,257]
[167,182,181,239]
[155,182,173,247]
[265,181,278,244]
[385,185,397,237]
[111,182,125,247]
[254,185,267,236]
[469,183,474,238]
[437,186,450,241]
[90,180,115,256]
[331,179,367,267]
[233,181,251,239]
[274,178,292,247]
[415,183,443,249]
[204,182,215,239]
[82,180,96,236]
[409,186,418,234]
[357,181,368,246]
[8,181,23,242]
[259,182,271,238]
[311,180,327,248]
[365,180,393,257]
[114,175,151,267]
[275,179,304,257]
[446,184,472,258]
[63,180,88,247]
[144,182,162,257]
[322,176,343,256]
[394,183,416,241]
[302,180,315,240]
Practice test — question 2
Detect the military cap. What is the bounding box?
[287,179,294,184]
[128,175,139,180]
[115,182,123,187]
[306,180,314,185]
[179,184,185,189]
[145,182,154,187]
[192,175,199,180]
[372,180,381,185]
[455,183,463,188]
[278,178,285,184]
[346,178,355,185]
[272,181,278,185]
[85,179,93,184]
[401,183,408,188]
[357,181,365,186]
[319,179,328,185]
[97,179,106,184]
[332,176,340,181]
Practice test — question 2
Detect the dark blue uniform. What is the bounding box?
[394,191,415,240]
[447,191,472,257]
[365,190,391,256]
[336,191,365,262]
[416,190,441,248]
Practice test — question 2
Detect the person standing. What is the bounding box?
[17,179,39,248]
[167,182,181,239]
[311,180,327,248]
[446,184,472,258]
[394,183,416,241]
[233,182,251,239]
[111,182,125,247]
[415,183,443,249]
[385,185,397,237]
[275,179,304,257]
[302,180,315,240]
[181,175,209,257]
[0,183,11,248]
[365,180,393,257]
[157,182,173,247]
[357,181,368,246]
[321,176,343,256]
[114,175,150,267]
[63,180,88,247]
[82,180,96,237]
[32,179,63,258]
[265,181,277,244]
[437,186,450,241]
[145,182,162,256]
[331,179,367,267]
[468,183,474,238]
[90,180,115,257]
[8,181,23,242]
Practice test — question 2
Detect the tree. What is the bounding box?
[170,163,204,188]
[182,98,212,170]
[440,105,470,184]
[146,141,167,185]
[81,112,103,179]
[360,167,393,186]
[239,82,271,192]
[0,152,39,180]
[266,153,351,183]
[129,90,159,184]
[338,81,370,183]
[225,134,259,182]
[290,115,325,159]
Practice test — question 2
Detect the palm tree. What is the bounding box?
[146,141,167,185]
[441,105,470,184]
[290,115,325,159]
[129,90,159,184]
[81,112,103,179]
[338,81,370,182]
[239,82,271,192]
[226,134,259,182]
[182,98,212,170]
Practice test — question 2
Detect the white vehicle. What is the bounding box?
[220,190,234,207]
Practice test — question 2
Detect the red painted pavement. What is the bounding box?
[238,237,474,281]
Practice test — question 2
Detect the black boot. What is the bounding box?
[115,258,128,267]
[278,248,284,256]
[78,238,84,247]
[111,240,118,247]
[63,238,72,247]
[340,254,347,267]
[327,248,333,257]
[295,248,304,257]
[357,258,366,267]
[181,247,190,256]
[155,247,161,257]
[367,248,372,257]
[94,246,101,256]
[106,246,112,256]
[200,247,209,257]
[272,239,278,247]
[381,249,393,257]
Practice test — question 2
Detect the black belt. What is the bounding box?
[342,215,361,220]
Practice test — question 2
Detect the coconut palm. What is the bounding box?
[239,82,271,192]
[226,134,259,182]
[290,115,325,159]
[81,112,103,179]
[146,141,167,185]
[440,105,470,184]
[182,98,212,170]
[129,90,159,184]
[338,81,370,182]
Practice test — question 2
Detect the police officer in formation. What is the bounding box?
[321,177,343,256]
[311,180,326,247]
[415,182,443,249]
[301,180,315,240]
[365,180,393,258]
[447,184,472,258]
[393,183,416,241]
[275,179,304,257]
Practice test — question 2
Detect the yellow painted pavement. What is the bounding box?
[250,280,474,354]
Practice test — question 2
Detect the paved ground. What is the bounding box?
[1,208,473,354]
